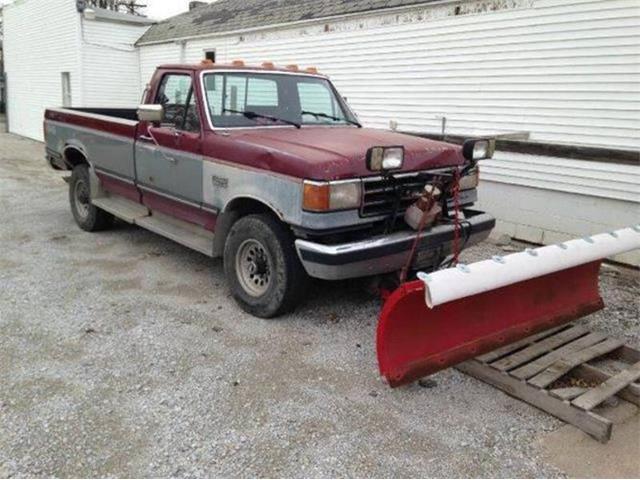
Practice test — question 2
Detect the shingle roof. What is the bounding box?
[137,0,440,45]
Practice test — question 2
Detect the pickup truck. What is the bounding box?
[44,61,495,318]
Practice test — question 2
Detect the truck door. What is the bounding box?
[135,72,204,214]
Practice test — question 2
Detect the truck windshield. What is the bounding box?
[202,72,360,128]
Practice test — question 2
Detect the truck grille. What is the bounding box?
[360,173,434,218]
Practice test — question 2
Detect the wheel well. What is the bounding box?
[63,147,88,169]
[213,197,284,257]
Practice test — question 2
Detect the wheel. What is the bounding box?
[223,214,309,318]
[69,164,114,232]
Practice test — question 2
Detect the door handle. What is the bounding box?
[139,135,154,142]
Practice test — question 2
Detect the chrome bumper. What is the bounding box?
[295,212,495,280]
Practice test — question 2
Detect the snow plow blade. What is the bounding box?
[377,226,640,388]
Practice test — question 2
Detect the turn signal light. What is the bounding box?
[262,61,275,69]
[231,59,245,67]
[286,64,299,71]
[303,182,330,212]
[306,67,319,74]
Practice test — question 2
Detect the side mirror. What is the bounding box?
[137,104,164,124]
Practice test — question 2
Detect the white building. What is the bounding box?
[2,0,153,140]
[2,0,639,264]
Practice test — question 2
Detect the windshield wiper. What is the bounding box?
[301,110,362,128]
[223,108,301,129]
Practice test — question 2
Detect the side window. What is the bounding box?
[155,74,200,132]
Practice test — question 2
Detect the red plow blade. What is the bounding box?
[377,261,604,387]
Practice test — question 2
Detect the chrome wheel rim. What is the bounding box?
[74,179,91,220]
[236,239,272,297]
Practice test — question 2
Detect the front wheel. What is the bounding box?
[223,214,309,318]
[69,164,114,232]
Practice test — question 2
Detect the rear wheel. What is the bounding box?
[69,164,114,232]
[224,214,308,318]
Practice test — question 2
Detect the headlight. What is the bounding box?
[367,146,404,171]
[302,180,362,212]
[462,139,495,162]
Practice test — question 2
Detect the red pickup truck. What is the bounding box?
[44,62,495,317]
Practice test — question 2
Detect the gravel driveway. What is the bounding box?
[0,126,638,478]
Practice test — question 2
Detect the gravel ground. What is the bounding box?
[0,127,638,478]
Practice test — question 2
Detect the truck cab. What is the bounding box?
[44,61,495,317]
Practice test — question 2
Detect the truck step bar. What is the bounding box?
[136,213,214,257]
[93,195,150,224]
[93,195,214,257]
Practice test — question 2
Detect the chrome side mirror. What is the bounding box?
[137,104,164,124]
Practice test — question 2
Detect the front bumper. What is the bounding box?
[295,211,495,280]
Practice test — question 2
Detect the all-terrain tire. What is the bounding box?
[223,214,309,318]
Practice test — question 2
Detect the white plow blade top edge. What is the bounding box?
[418,226,640,309]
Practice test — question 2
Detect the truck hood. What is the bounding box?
[227,127,465,180]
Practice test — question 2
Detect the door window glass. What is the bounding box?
[155,74,200,132]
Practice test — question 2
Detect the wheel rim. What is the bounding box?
[74,179,91,220]
[235,239,272,297]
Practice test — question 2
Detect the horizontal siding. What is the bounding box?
[3,0,81,141]
[139,43,183,96]
[481,152,640,202]
[146,0,640,150]
[82,20,150,107]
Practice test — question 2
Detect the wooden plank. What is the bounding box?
[491,326,590,372]
[477,325,570,363]
[611,345,640,364]
[528,339,625,389]
[550,387,588,401]
[511,332,609,380]
[574,364,640,407]
[457,360,612,443]
[572,361,640,411]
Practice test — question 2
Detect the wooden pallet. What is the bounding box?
[456,324,640,443]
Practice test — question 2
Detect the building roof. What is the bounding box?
[137,0,440,45]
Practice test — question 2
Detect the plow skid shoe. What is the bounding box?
[377,261,604,387]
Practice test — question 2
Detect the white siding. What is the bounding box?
[3,0,81,141]
[139,0,640,151]
[139,42,183,95]
[81,19,150,107]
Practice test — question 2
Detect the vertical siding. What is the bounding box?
[3,0,81,141]
[81,19,150,107]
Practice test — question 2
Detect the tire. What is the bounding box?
[223,214,309,318]
[69,164,114,232]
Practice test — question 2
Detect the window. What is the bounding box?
[205,50,216,63]
[246,78,278,107]
[298,81,342,124]
[202,72,354,128]
[155,74,200,132]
